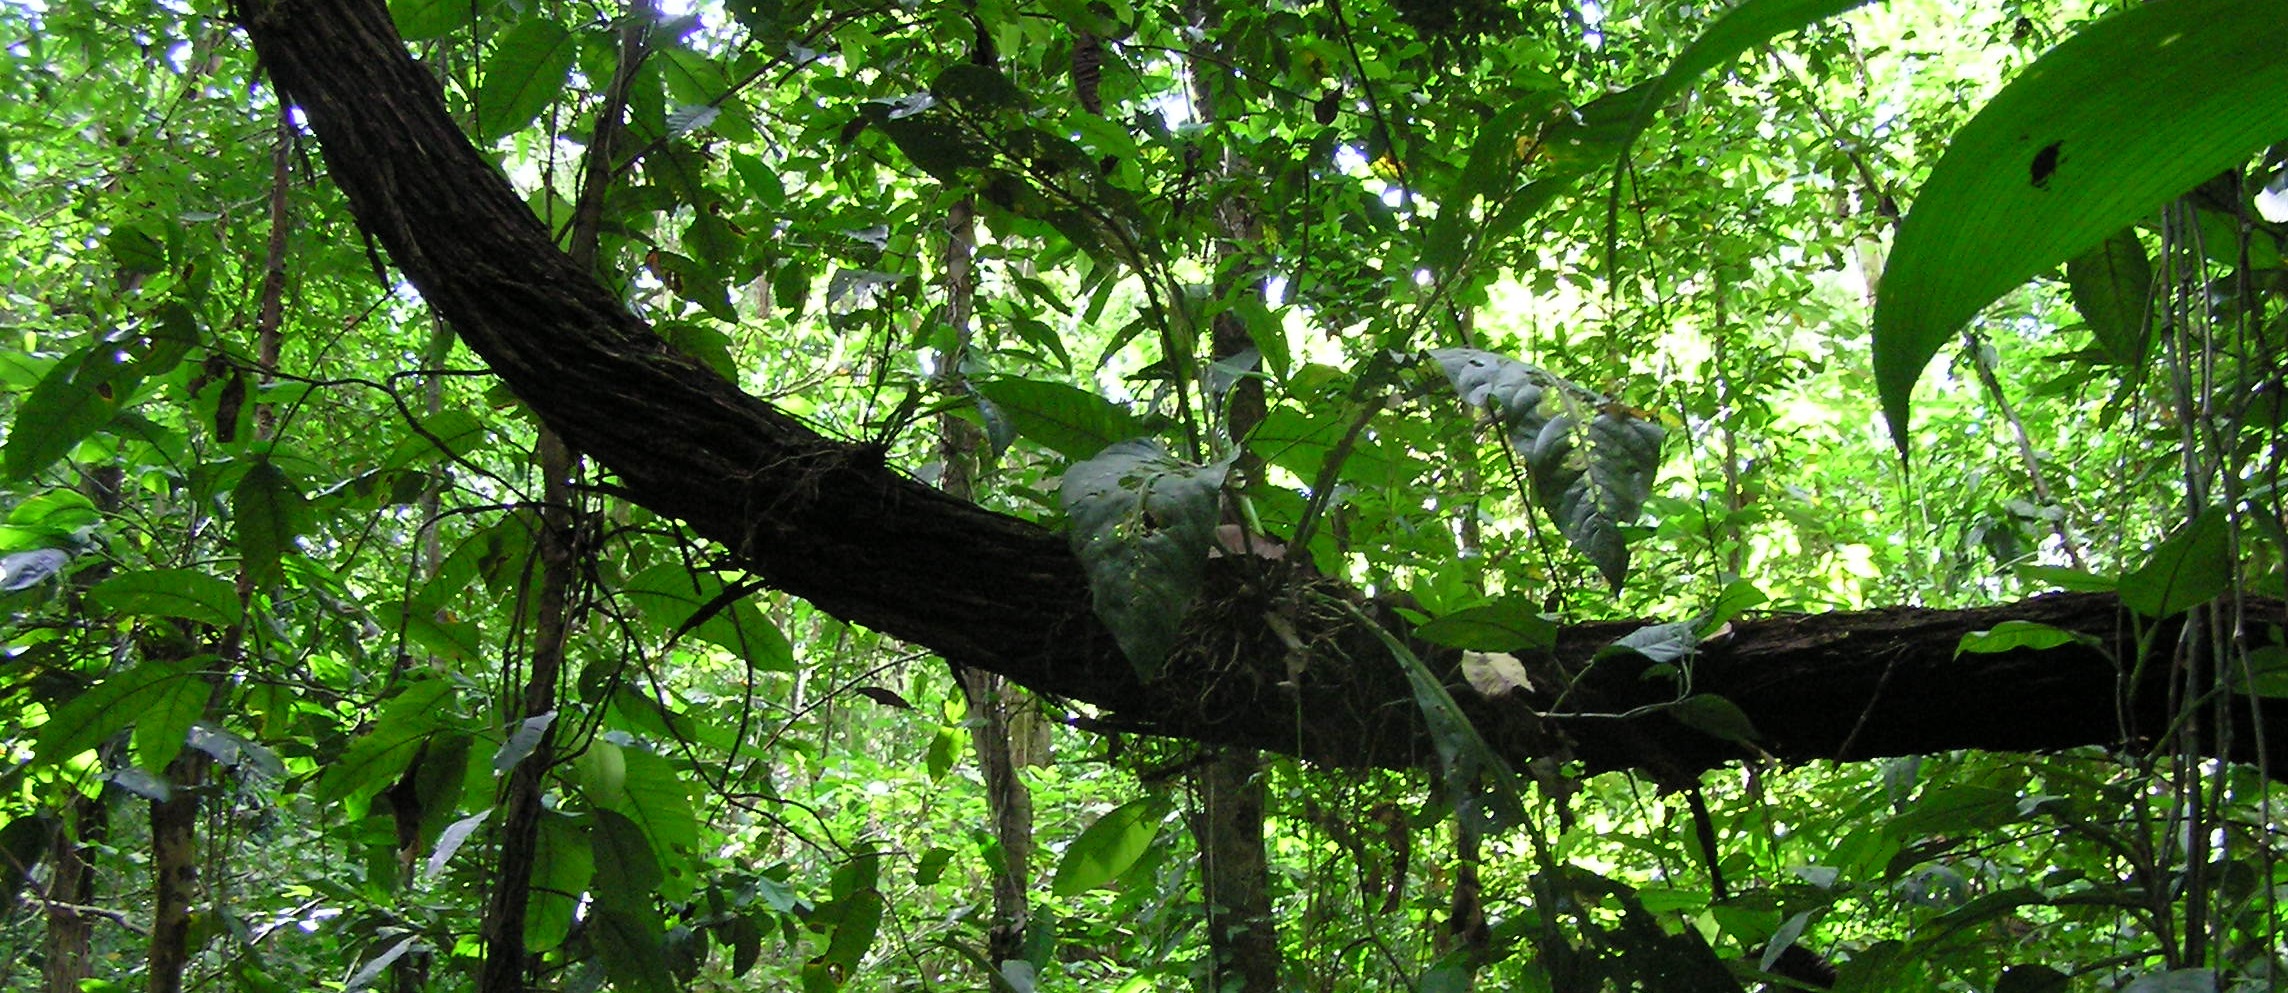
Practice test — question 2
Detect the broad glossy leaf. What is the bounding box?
[1060,440,1231,677]
[5,489,100,541]
[974,378,1143,460]
[34,657,205,767]
[606,748,700,902]
[819,887,884,975]
[1432,349,1663,589]
[1050,796,1163,896]
[2119,506,2231,618]
[1668,694,1761,745]
[1873,0,2288,444]
[473,17,578,142]
[2233,645,2288,699]
[590,808,664,909]
[389,0,481,40]
[89,569,241,627]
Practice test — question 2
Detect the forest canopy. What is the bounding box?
[2,0,2287,991]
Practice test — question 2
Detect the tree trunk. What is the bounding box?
[42,795,105,993]
[147,753,205,993]
[236,0,2288,784]
[936,193,1042,970]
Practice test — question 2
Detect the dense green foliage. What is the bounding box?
[2,0,2285,990]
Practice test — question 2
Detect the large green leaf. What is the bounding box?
[1059,440,1231,678]
[473,17,578,142]
[314,679,457,808]
[2066,227,2155,366]
[34,657,207,767]
[5,346,136,481]
[590,905,676,993]
[622,563,794,672]
[526,812,593,951]
[131,669,212,773]
[88,569,242,627]
[972,378,1143,461]
[232,457,305,589]
[1050,796,1165,896]
[605,748,700,903]
[1413,598,1560,653]
[2118,505,2233,618]
[1431,349,1664,590]
[589,808,664,911]
[1873,0,2288,445]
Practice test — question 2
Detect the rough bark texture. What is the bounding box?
[236,0,2288,784]
[147,753,205,993]
[42,796,103,993]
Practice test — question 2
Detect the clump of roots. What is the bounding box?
[1151,563,1377,729]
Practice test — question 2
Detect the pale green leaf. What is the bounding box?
[1051,796,1164,896]
[1956,620,2094,657]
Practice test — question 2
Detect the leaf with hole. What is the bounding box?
[1061,440,1231,678]
[6,346,139,481]
[1872,0,2288,445]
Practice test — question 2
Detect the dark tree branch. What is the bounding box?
[235,0,2288,783]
